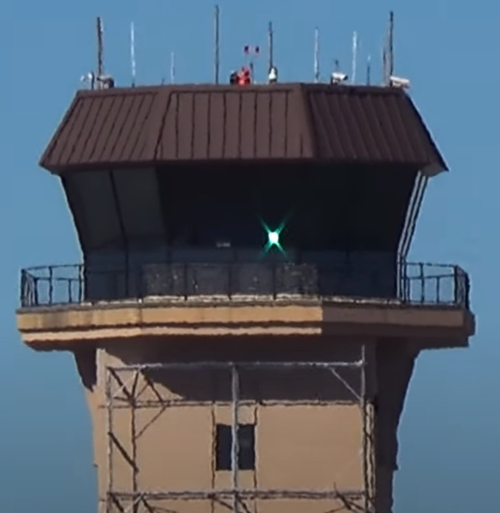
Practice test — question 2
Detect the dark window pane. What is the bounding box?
[215,424,231,470]
[238,424,255,470]
[215,423,255,471]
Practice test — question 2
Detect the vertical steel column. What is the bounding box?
[131,371,139,513]
[360,345,369,512]
[105,367,114,513]
[231,364,240,513]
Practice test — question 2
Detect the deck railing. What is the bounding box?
[19,261,470,309]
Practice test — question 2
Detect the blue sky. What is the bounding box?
[0,0,497,511]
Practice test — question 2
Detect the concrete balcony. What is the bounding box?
[16,260,474,350]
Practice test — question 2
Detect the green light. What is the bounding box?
[268,231,280,246]
[259,217,287,256]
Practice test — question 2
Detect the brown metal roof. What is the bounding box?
[40,83,447,173]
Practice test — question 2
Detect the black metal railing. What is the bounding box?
[19,261,470,309]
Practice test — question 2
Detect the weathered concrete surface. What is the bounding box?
[17,297,474,349]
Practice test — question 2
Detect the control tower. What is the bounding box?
[17,83,474,513]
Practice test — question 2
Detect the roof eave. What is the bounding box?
[39,92,82,173]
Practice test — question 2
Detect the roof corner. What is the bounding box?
[39,92,82,173]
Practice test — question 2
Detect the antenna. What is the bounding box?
[314,27,320,83]
[388,11,394,78]
[130,22,136,87]
[214,4,220,84]
[170,51,176,84]
[244,45,260,83]
[268,21,274,72]
[351,31,358,84]
[96,16,104,87]
[382,37,387,85]
[382,11,394,85]
[366,54,372,85]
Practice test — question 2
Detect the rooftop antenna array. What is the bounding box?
[80,8,406,90]
[351,31,358,84]
[314,27,320,83]
[214,4,220,84]
[130,22,136,87]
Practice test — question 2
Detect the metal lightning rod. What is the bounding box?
[351,31,358,84]
[314,27,320,83]
[214,4,220,83]
[382,11,394,85]
[96,16,104,88]
[268,21,274,72]
[130,22,136,87]
[170,51,176,83]
[388,11,394,80]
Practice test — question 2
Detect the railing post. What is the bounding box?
[184,263,189,300]
[418,263,425,304]
[453,266,459,306]
[125,263,130,298]
[399,260,408,302]
[79,264,84,303]
[465,271,470,309]
[20,270,26,307]
[228,263,232,300]
[33,277,39,306]
[136,264,142,300]
[454,266,469,308]
[48,266,54,305]
[404,262,410,302]
[272,263,277,299]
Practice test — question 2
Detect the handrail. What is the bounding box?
[19,260,470,309]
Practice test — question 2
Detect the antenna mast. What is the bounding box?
[351,31,358,84]
[130,22,136,87]
[96,16,104,87]
[314,27,320,83]
[214,4,220,84]
[268,21,274,71]
[388,11,394,79]
[366,54,372,85]
[383,11,394,84]
[170,51,176,84]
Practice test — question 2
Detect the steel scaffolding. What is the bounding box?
[104,349,375,513]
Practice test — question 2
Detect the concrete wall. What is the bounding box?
[76,339,377,513]
[73,337,416,513]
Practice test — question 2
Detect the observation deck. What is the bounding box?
[16,258,474,350]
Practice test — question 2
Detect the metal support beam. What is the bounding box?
[105,351,374,512]
[231,364,240,513]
